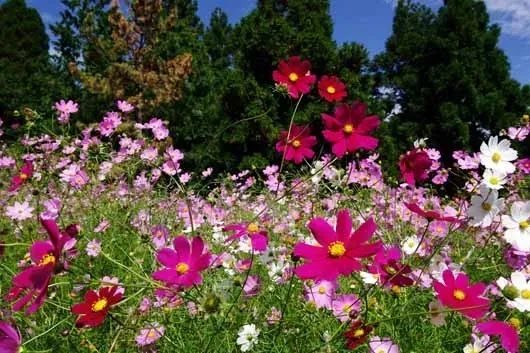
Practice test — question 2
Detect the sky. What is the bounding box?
[17,0,530,84]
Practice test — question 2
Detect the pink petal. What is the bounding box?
[308,218,337,246]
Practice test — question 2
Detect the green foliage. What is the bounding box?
[374,0,530,166]
[0,0,56,119]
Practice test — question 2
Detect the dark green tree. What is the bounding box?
[374,0,530,166]
[0,0,55,117]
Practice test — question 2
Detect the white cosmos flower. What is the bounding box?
[502,201,530,251]
[463,341,485,353]
[479,136,518,173]
[511,271,530,312]
[482,169,507,190]
[467,185,504,227]
[402,235,420,255]
[359,271,379,284]
[237,324,260,352]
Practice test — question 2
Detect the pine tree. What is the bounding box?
[374,0,530,165]
[0,0,54,116]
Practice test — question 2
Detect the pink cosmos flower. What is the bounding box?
[369,336,399,353]
[54,100,78,124]
[368,247,413,287]
[0,321,22,353]
[5,201,34,221]
[243,275,261,298]
[152,236,211,289]
[275,125,317,164]
[151,225,169,249]
[399,148,432,186]
[8,160,33,192]
[117,100,134,113]
[293,210,382,282]
[332,294,361,322]
[476,321,519,353]
[303,280,337,309]
[517,158,530,175]
[223,222,268,252]
[322,102,380,158]
[7,219,77,315]
[272,56,316,99]
[86,239,102,257]
[136,323,165,346]
[433,269,490,319]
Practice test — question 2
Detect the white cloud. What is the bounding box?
[483,0,530,39]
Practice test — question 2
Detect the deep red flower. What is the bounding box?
[433,269,490,319]
[293,210,382,282]
[318,75,347,102]
[8,160,33,192]
[6,219,77,315]
[272,56,316,99]
[369,247,413,287]
[343,320,373,350]
[71,286,123,327]
[275,125,317,164]
[399,148,432,186]
[405,203,459,223]
[476,320,519,353]
[322,102,380,158]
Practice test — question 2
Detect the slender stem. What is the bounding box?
[23,317,70,346]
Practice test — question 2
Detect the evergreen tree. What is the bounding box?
[374,0,530,165]
[0,0,54,117]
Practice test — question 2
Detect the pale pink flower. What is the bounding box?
[6,201,34,221]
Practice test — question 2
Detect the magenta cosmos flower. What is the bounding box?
[0,321,22,353]
[476,320,519,353]
[293,210,382,282]
[152,236,211,289]
[8,160,33,192]
[318,75,347,102]
[7,219,77,315]
[405,203,459,223]
[433,269,490,319]
[368,247,413,287]
[322,102,380,158]
[275,125,317,164]
[399,148,433,186]
[223,222,268,252]
[71,286,123,328]
[272,56,316,99]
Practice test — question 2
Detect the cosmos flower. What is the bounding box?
[322,102,380,158]
[223,222,268,252]
[8,160,33,192]
[468,185,504,228]
[399,148,432,186]
[502,202,530,252]
[152,236,211,289]
[293,210,382,281]
[318,75,347,102]
[275,125,317,164]
[433,269,490,319]
[71,286,123,328]
[236,324,260,352]
[476,321,519,353]
[0,321,22,353]
[272,56,316,99]
[479,136,517,174]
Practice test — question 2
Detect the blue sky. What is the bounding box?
[20,0,530,84]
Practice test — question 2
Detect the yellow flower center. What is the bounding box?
[318,286,327,294]
[328,241,346,257]
[19,173,28,180]
[509,317,522,329]
[384,265,397,275]
[155,230,163,238]
[247,223,259,233]
[39,254,56,266]
[519,221,529,230]
[491,152,501,163]
[453,289,466,301]
[521,289,530,299]
[92,298,108,312]
[353,329,364,338]
[522,115,529,125]
[481,202,492,211]
[342,304,351,313]
[291,140,301,148]
[343,124,354,134]
[489,177,499,185]
[176,262,189,274]
[326,86,336,94]
[147,330,158,338]
[288,72,299,82]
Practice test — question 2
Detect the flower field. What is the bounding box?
[1,56,530,353]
